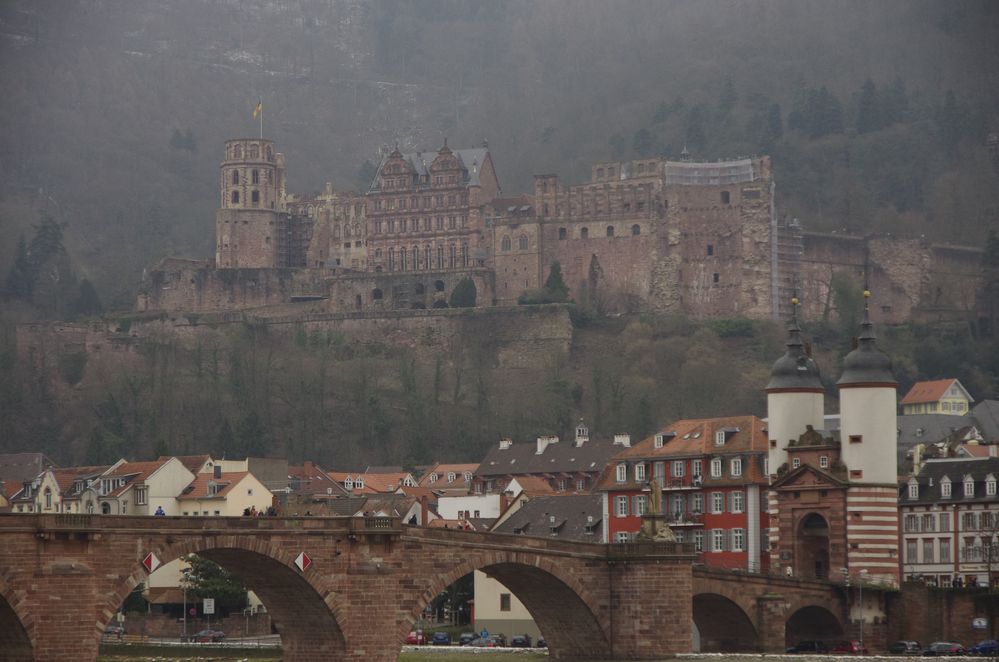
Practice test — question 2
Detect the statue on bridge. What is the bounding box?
[637,477,677,542]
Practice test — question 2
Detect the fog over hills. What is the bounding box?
[1,0,998,305]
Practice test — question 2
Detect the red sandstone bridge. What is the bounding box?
[0,514,860,661]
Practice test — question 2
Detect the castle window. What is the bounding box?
[400,219,407,232]
[400,250,407,271]
[462,243,469,267]
[580,227,589,239]
[425,245,432,268]
[249,145,259,158]
[501,236,511,251]
[543,204,550,216]
[372,288,383,300]
[631,224,640,236]
[448,216,456,229]
[637,163,646,174]
[388,249,395,270]
[519,235,528,250]
[355,294,362,308]
[233,145,243,159]
[606,225,615,237]
[597,168,605,179]
[608,167,615,178]
[252,170,259,184]
[636,201,645,211]
[251,190,260,206]
[412,246,420,269]
[558,227,567,240]
[707,244,714,256]
[721,190,730,204]
[232,170,239,185]
[712,273,720,283]
[436,216,444,230]
[266,145,272,160]
[435,280,445,292]
[449,244,457,268]
[231,191,240,204]
[374,249,382,259]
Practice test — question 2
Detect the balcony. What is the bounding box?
[656,477,702,490]
[667,513,704,527]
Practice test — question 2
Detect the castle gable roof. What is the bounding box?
[369,146,491,192]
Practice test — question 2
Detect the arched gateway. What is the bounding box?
[0,513,694,661]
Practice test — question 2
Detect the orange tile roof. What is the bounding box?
[362,472,413,493]
[108,460,167,478]
[326,472,378,494]
[509,476,556,495]
[900,379,960,405]
[418,463,479,487]
[159,455,213,473]
[177,472,250,500]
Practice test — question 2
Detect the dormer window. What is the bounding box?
[344,477,354,490]
[941,477,952,498]
[714,430,726,446]
[447,472,456,483]
[635,463,647,482]
[964,476,975,497]
[908,481,919,500]
[428,473,438,484]
[356,477,364,489]
[616,463,627,482]
[987,475,997,496]
[463,472,472,482]
[655,433,664,448]
[819,456,829,469]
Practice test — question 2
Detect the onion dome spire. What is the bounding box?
[837,287,896,386]
[766,293,823,391]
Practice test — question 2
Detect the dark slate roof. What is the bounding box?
[0,453,57,484]
[476,437,622,478]
[972,400,999,442]
[902,457,999,506]
[491,495,603,543]
[898,414,977,449]
[837,306,895,386]
[766,313,823,391]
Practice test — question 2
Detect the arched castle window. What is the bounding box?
[425,245,432,269]
[388,249,395,271]
[252,170,259,184]
[231,190,240,204]
[353,223,360,237]
[437,245,445,269]
[462,243,468,267]
[501,236,511,251]
[344,225,351,238]
[232,170,239,185]
[249,144,259,158]
[234,145,243,159]
[449,244,456,268]
[606,225,615,237]
[632,224,641,236]
[372,288,383,300]
[434,280,445,292]
[581,227,589,239]
[519,235,528,250]
[558,227,567,240]
[251,190,260,206]
[401,249,408,271]
[412,246,420,269]
[374,248,382,259]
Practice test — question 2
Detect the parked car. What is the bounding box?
[968,640,999,656]
[832,640,868,655]
[103,624,125,639]
[786,640,829,654]
[190,629,225,643]
[458,632,476,646]
[405,630,427,645]
[536,636,547,648]
[510,634,533,647]
[923,642,966,656]
[431,631,451,645]
[887,641,922,655]
[465,634,506,647]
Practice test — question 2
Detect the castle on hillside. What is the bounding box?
[139,138,984,324]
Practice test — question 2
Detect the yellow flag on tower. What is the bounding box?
[252,100,262,119]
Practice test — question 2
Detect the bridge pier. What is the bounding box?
[756,593,790,653]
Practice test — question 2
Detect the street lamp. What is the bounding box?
[858,569,868,650]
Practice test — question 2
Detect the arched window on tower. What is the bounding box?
[251,190,260,206]
[234,145,243,159]
[231,190,240,205]
[425,245,432,269]
[252,169,259,184]
[249,144,259,158]
[501,236,511,251]
[449,244,457,268]
[519,235,529,250]
[606,225,615,237]
[462,242,468,267]
[632,224,641,236]
[232,170,239,185]
[580,227,589,239]
[413,246,420,269]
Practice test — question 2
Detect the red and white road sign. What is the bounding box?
[142,552,160,573]
[294,551,311,572]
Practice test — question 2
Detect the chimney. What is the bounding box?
[499,438,513,450]
[213,464,222,479]
[613,434,631,448]
[536,435,559,455]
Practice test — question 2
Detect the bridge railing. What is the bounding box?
[609,541,697,559]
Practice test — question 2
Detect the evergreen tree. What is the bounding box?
[216,419,235,457]
[235,412,267,458]
[69,279,103,318]
[544,261,570,302]
[449,277,477,308]
[855,79,882,134]
[762,103,783,148]
[632,128,653,156]
[685,106,707,150]
[5,235,33,301]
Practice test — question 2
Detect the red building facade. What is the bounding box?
[596,416,770,572]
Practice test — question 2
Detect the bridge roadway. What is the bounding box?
[0,513,697,661]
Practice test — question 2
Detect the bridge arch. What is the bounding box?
[0,577,32,662]
[692,592,758,652]
[109,535,347,659]
[785,604,843,646]
[412,552,611,660]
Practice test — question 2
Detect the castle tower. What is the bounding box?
[216,139,285,268]
[836,289,900,584]
[765,296,825,478]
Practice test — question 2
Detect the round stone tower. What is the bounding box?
[765,298,825,477]
[216,139,285,268]
[836,292,897,485]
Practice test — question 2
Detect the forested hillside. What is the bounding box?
[1,0,997,307]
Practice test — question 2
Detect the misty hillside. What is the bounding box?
[1,0,998,306]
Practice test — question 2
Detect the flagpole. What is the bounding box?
[259,99,263,140]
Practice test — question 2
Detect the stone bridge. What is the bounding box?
[0,514,695,662]
[692,566,883,653]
